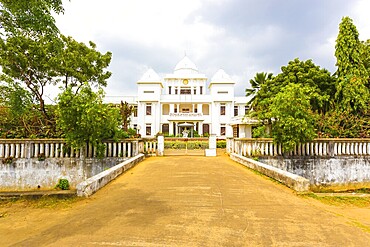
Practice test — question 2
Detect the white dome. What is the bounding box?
[137,68,161,82]
[174,56,199,75]
[211,69,235,83]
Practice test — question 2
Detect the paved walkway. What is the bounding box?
[1,154,370,246]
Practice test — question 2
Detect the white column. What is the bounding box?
[157,135,164,156]
[198,104,203,114]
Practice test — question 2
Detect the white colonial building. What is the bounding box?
[107,56,257,138]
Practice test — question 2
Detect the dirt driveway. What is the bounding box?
[1,154,370,246]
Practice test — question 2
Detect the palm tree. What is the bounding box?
[246,72,273,110]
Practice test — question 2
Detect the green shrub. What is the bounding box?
[2,156,14,164]
[55,179,70,190]
[37,153,46,161]
[217,141,226,148]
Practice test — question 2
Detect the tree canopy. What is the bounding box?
[247,16,370,151]
[334,16,369,113]
[0,0,64,36]
[57,84,122,157]
[0,0,132,147]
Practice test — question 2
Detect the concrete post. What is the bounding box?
[205,134,217,157]
[157,135,164,156]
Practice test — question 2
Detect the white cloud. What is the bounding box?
[50,0,370,100]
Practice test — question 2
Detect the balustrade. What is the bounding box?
[227,138,370,157]
[0,139,150,159]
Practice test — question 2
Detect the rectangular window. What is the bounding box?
[175,88,178,94]
[194,107,198,113]
[221,125,226,136]
[200,86,203,95]
[162,124,169,134]
[146,124,151,136]
[220,104,226,116]
[234,106,238,116]
[133,105,138,117]
[182,108,190,113]
[193,88,196,95]
[169,86,172,95]
[245,105,249,114]
[180,88,191,94]
[133,124,137,130]
[203,124,209,135]
[146,103,152,115]
[144,91,154,93]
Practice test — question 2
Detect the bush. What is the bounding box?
[37,153,46,161]
[164,140,208,149]
[55,179,70,190]
[2,156,14,164]
[217,141,226,148]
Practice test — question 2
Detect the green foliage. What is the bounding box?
[0,81,32,118]
[249,59,332,151]
[335,16,369,114]
[37,153,46,161]
[0,0,112,141]
[216,140,226,148]
[57,35,112,90]
[335,17,367,79]
[246,72,273,111]
[0,81,60,138]
[164,141,208,150]
[2,156,14,164]
[246,16,370,142]
[0,35,61,118]
[0,0,64,36]
[55,178,70,190]
[120,101,134,131]
[57,84,122,158]
[252,125,271,138]
[317,108,370,138]
[361,39,370,76]
[269,84,318,151]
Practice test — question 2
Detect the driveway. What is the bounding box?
[1,154,370,246]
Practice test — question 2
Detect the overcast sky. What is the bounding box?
[53,0,370,99]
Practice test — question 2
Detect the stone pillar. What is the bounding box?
[157,135,164,156]
[198,104,203,114]
[205,134,217,157]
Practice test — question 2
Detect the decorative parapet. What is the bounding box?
[0,139,146,159]
[227,138,370,157]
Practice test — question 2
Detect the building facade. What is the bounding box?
[109,56,256,138]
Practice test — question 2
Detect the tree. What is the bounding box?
[248,59,334,149]
[0,35,61,119]
[334,16,369,113]
[269,84,318,151]
[120,101,134,131]
[0,0,64,36]
[249,59,334,121]
[360,39,370,81]
[246,72,273,110]
[57,35,112,92]
[57,84,122,157]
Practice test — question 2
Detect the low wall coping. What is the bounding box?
[230,153,310,192]
[76,154,145,197]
